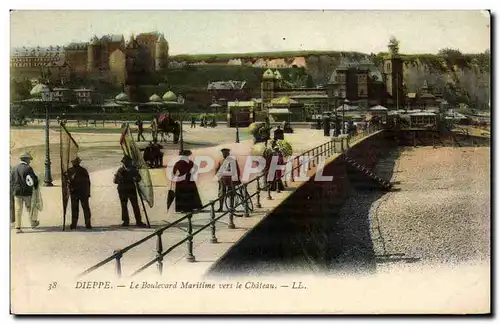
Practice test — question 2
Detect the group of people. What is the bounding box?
[136,118,161,143]
[10,141,288,232]
[10,152,152,232]
[191,115,217,128]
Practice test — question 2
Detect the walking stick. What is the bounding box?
[136,186,151,228]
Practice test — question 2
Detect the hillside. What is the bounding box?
[169,49,490,109]
[11,48,490,111]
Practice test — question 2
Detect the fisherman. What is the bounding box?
[113,155,147,227]
[215,148,241,212]
[135,119,146,142]
[66,156,92,230]
[10,152,39,233]
[273,125,285,141]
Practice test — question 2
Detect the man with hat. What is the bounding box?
[113,155,147,227]
[10,152,39,233]
[215,148,241,212]
[65,156,92,229]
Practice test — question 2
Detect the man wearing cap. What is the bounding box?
[215,148,241,212]
[10,152,39,233]
[113,155,146,227]
[66,156,92,230]
[135,119,146,142]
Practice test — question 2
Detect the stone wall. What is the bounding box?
[208,131,396,274]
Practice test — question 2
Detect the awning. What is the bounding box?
[370,105,388,111]
[270,97,299,105]
[268,108,291,115]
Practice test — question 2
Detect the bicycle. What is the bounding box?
[224,185,254,216]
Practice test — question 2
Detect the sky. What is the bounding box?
[10,10,490,55]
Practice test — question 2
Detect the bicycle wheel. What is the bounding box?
[225,191,245,216]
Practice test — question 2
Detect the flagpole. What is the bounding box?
[60,122,66,231]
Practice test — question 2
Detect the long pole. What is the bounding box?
[137,187,151,228]
[44,101,53,187]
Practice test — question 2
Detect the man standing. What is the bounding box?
[66,156,92,230]
[10,152,39,233]
[215,148,241,212]
[151,117,159,142]
[191,116,196,128]
[135,119,146,142]
[113,156,147,227]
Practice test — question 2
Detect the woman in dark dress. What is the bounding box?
[172,150,203,213]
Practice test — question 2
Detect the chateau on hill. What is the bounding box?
[11,32,170,90]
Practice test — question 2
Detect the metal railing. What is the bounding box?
[79,128,379,278]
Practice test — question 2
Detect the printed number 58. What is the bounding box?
[48,282,57,291]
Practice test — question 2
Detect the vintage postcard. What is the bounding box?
[8,10,491,314]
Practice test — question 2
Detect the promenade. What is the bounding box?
[11,126,332,289]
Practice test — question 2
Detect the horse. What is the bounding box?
[156,114,181,144]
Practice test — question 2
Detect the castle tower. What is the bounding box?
[87,36,98,74]
[155,36,162,71]
[383,38,404,109]
[154,33,169,71]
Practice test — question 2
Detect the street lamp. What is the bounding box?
[342,98,349,135]
[178,95,185,155]
[234,100,240,143]
[41,86,54,187]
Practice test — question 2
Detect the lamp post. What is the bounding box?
[234,100,240,143]
[342,98,349,135]
[41,86,53,187]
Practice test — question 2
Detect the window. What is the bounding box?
[386,62,391,72]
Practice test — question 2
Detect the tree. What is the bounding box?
[388,36,400,55]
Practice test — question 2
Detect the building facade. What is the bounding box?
[11,32,169,88]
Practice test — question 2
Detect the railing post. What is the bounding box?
[156,231,164,275]
[243,184,250,217]
[308,151,312,170]
[267,178,273,200]
[289,156,294,182]
[113,250,122,278]
[256,178,262,208]
[186,214,196,262]
[209,201,218,243]
[228,189,236,229]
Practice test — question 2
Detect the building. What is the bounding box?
[326,59,387,110]
[260,69,330,120]
[207,80,249,103]
[74,88,95,105]
[12,32,170,88]
[383,53,405,109]
[10,46,65,70]
[51,87,74,103]
[405,80,442,110]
